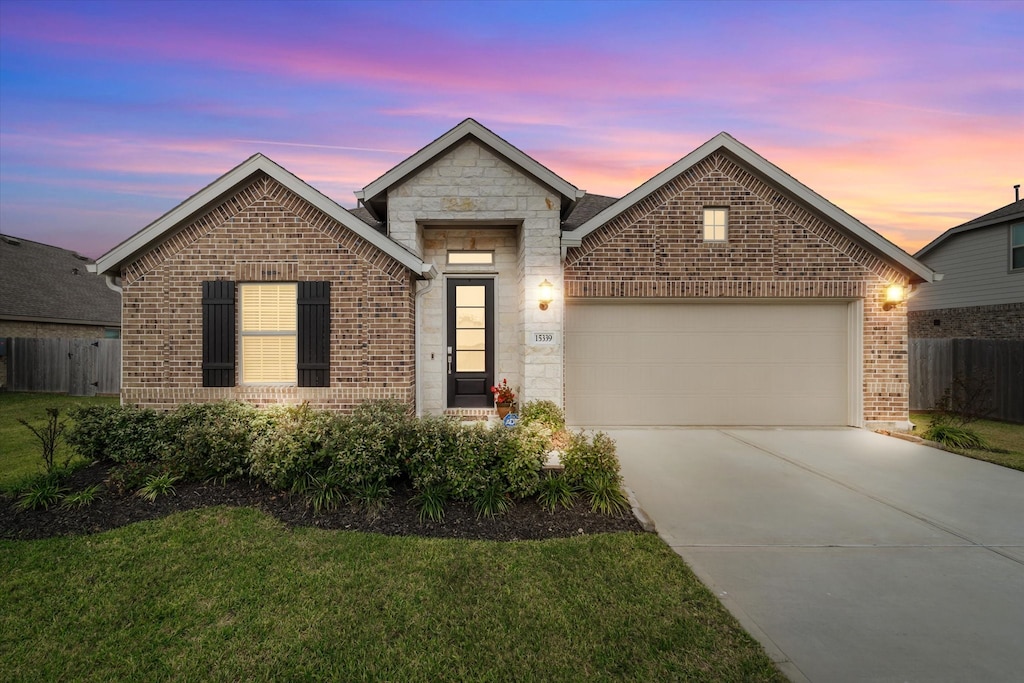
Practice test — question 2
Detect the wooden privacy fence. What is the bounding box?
[909,338,1024,424]
[4,338,120,396]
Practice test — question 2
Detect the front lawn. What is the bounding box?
[1,507,783,682]
[910,413,1024,472]
[0,392,119,490]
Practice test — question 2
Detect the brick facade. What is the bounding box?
[909,302,1024,340]
[564,151,912,426]
[119,172,416,411]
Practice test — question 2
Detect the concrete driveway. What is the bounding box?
[608,427,1024,683]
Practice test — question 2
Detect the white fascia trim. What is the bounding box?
[562,133,936,283]
[358,118,584,204]
[93,154,431,279]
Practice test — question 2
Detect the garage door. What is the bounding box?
[565,301,851,426]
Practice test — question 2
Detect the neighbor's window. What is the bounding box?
[448,251,494,265]
[1012,224,1024,271]
[240,283,297,384]
[703,208,728,242]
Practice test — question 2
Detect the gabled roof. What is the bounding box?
[916,199,1024,260]
[1,235,120,326]
[92,154,434,279]
[355,118,586,221]
[562,132,936,283]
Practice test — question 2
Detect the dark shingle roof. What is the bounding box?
[915,199,1024,259]
[0,235,121,326]
[954,199,1024,231]
[346,205,384,232]
[562,193,619,231]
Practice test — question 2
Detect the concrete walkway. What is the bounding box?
[609,427,1024,683]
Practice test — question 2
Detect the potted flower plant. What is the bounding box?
[490,378,516,418]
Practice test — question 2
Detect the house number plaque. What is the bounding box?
[530,332,557,346]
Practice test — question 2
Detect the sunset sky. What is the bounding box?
[1,0,1021,259]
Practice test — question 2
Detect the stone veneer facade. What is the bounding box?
[563,151,912,426]
[118,172,416,411]
[909,302,1024,340]
[386,139,563,415]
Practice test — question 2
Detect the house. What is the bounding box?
[906,196,1023,423]
[91,119,935,429]
[1,235,122,389]
[908,197,1024,340]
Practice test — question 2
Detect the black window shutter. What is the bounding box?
[202,280,235,387]
[297,281,330,387]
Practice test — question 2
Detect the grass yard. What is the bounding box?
[1,507,783,682]
[910,413,1024,472]
[0,392,119,490]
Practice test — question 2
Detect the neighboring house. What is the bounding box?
[91,119,935,429]
[1,235,122,388]
[908,198,1024,340]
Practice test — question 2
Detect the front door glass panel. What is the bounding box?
[447,279,494,407]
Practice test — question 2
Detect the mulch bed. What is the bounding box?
[1,462,645,542]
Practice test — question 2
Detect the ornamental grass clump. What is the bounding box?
[536,473,575,512]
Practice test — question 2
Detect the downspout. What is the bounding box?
[103,274,123,294]
[414,268,437,417]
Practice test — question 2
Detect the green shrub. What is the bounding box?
[403,416,470,493]
[106,461,164,496]
[164,401,257,480]
[247,404,334,490]
[65,405,117,460]
[66,404,168,463]
[327,401,410,491]
[560,430,621,487]
[537,473,575,512]
[518,400,566,432]
[923,424,988,450]
[494,423,546,498]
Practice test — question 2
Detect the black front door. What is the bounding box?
[447,278,494,408]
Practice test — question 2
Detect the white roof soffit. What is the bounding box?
[93,154,433,279]
[563,133,936,283]
[355,118,585,206]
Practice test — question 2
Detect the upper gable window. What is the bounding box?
[448,251,494,265]
[1012,224,1024,271]
[703,208,728,242]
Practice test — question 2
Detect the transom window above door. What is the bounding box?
[448,251,494,265]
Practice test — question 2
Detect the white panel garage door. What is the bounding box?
[565,301,851,426]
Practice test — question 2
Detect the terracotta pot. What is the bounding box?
[497,403,512,418]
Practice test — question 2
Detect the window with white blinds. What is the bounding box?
[240,283,297,383]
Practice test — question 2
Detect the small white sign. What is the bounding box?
[530,331,558,346]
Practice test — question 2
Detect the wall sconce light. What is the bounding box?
[538,279,554,310]
[883,283,906,311]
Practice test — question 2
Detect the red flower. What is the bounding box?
[490,378,516,404]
